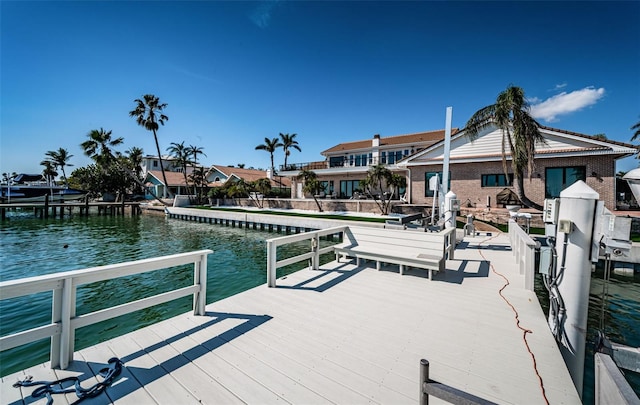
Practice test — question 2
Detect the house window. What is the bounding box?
[481,173,513,187]
[425,171,450,197]
[214,176,220,182]
[545,166,586,198]
[320,181,334,194]
[153,160,158,168]
[329,156,344,167]
[368,153,373,165]
[340,180,361,198]
[395,151,403,162]
[381,151,387,164]
[388,153,395,164]
[349,155,354,166]
[355,154,368,166]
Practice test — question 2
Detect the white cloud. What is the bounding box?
[249,1,282,29]
[553,83,567,90]
[530,87,605,122]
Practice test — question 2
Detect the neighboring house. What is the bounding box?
[206,165,291,189]
[141,155,205,198]
[144,165,291,199]
[280,126,637,210]
[141,155,182,178]
[145,170,191,198]
[282,129,452,199]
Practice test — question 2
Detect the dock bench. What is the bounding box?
[384,213,424,229]
[334,226,456,280]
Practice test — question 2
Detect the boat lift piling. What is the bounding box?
[547,181,599,397]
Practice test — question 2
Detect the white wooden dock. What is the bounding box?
[1,233,581,404]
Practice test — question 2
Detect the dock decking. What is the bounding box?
[1,233,581,404]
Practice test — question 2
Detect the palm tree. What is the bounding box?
[81,128,124,166]
[187,144,207,167]
[81,129,165,204]
[167,141,191,194]
[250,178,272,208]
[280,133,301,170]
[255,137,283,175]
[631,117,640,142]
[361,164,406,214]
[298,169,323,212]
[186,144,207,198]
[44,148,74,187]
[129,94,170,197]
[126,147,145,196]
[465,85,545,210]
[40,160,58,186]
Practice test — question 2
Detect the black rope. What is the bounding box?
[13,357,123,405]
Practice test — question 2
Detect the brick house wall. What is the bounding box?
[409,154,619,210]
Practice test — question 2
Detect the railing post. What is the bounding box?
[59,277,74,369]
[193,253,208,315]
[312,233,320,270]
[420,358,429,405]
[50,287,62,369]
[525,245,534,291]
[267,240,277,287]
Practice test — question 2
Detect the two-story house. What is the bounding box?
[282,129,452,199]
[280,126,637,210]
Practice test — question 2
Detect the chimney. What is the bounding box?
[372,134,380,147]
[266,169,273,179]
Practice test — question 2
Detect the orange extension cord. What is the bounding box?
[477,234,550,405]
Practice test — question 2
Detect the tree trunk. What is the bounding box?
[513,172,543,210]
[112,156,167,206]
[312,195,323,212]
[153,129,170,199]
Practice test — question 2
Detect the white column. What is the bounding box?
[444,190,457,229]
[548,181,598,397]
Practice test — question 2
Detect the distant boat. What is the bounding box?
[623,168,640,207]
[1,174,86,203]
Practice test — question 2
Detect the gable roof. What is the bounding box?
[210,166,291,188]
[399,124,637,166]
[147,170,188,187]
[321,129,459,155]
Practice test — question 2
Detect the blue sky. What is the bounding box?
[1,1,639,177]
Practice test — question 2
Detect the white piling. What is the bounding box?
[444,190,457,229]
[549,181,599,397]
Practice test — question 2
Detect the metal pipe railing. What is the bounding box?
[420,359,497,405]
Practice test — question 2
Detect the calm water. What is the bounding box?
[535,263,640,402]
[1,213,638,403]
[0,212,322,377]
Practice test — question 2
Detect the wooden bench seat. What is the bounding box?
[334,226,455,280]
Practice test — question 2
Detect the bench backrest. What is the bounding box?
[345,226,454,257]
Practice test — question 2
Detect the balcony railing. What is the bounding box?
[280,157,401,173]
[279,161,329,172]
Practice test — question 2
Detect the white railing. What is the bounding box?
[266,226,348,287]
[0,249,212,369]
[594,352,640,404]
[508,219,538,291]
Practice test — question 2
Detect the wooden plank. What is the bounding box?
[102,334,200,404]
[149,316,287,404]
[141,323,244,405]
[77,341,157,404]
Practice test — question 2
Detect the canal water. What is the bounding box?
[1,212,638,403]
[0,213,326,377]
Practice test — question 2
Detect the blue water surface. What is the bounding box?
[0,213,316,376]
